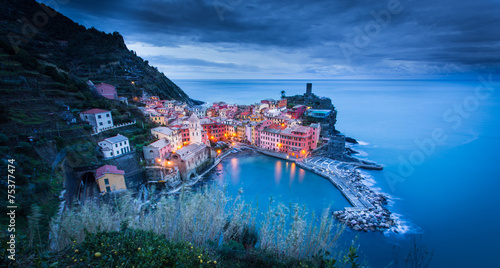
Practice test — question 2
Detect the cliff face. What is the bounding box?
[0,0,198,105]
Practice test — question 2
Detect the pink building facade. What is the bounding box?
[95,83,118,100]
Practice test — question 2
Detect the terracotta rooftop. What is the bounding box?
[81,108,109,114]
[95,165,125,179]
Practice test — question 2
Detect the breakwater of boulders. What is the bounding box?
[332,165,396,232]
[333,208,396,232]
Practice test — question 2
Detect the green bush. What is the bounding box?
[37,228,218,268]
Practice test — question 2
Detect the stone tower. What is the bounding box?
[188,113,203,144]
[306,83,312,96]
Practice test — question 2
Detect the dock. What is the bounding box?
[296,159,375,210]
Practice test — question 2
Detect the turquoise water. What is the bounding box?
[203,151,352,213]
[179,78,500,267]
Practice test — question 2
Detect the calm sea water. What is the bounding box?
[177,78,500,267]
[203,151,352,212]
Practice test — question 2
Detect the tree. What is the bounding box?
[280,90,286,99]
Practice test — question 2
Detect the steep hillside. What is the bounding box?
[0,0,198,135]
[0,0,197,253]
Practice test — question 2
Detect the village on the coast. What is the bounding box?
[78,81,398,232]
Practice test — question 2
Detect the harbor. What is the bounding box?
[233,145,397,232]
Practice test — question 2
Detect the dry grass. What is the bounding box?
[50,186,345,262]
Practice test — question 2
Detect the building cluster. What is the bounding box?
[77,81,135,195]
[79,107,132,195]
[138,87,327,181]
[74,82,330,195]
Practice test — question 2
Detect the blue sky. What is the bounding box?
[41,0,500,79]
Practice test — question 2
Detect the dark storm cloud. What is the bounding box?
[147,55,260,71]
[46,0,500,77]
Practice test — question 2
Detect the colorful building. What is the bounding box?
[143,138,172,165]
[95,82,118,100]
[151,126,183,150]
[288,105,307,119]
[95,165,126,194]
[170,143,211,180]
[305,109,332,119]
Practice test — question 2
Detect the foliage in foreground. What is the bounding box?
[34,227,360,268]
[39,187,361,267]
[36,227,218,268]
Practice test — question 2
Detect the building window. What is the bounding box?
[104,178,109,185]
[99,122,103,126]
[117,151,120,155]
[115,144,118,147]
[108,120,111,124]
[106,113,110,117]
[106,186,111,193]
[98,115,102,119]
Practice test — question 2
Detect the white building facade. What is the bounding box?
[98,134,131,159]
[80,108,113,132]
[151,126,183,150]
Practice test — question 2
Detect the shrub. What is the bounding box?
[38,229,217,268]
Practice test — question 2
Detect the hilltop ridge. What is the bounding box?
[0,0,200,134]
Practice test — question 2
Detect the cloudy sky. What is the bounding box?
[42,0,500,79]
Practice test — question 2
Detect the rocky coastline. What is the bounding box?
[331,167,396,232]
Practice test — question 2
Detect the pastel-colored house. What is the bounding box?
[95,82,118,100]
[143,138,172,164]
[170,143,211,180]
[95,165,126,194]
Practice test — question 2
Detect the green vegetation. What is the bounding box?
[37,228,219,268]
